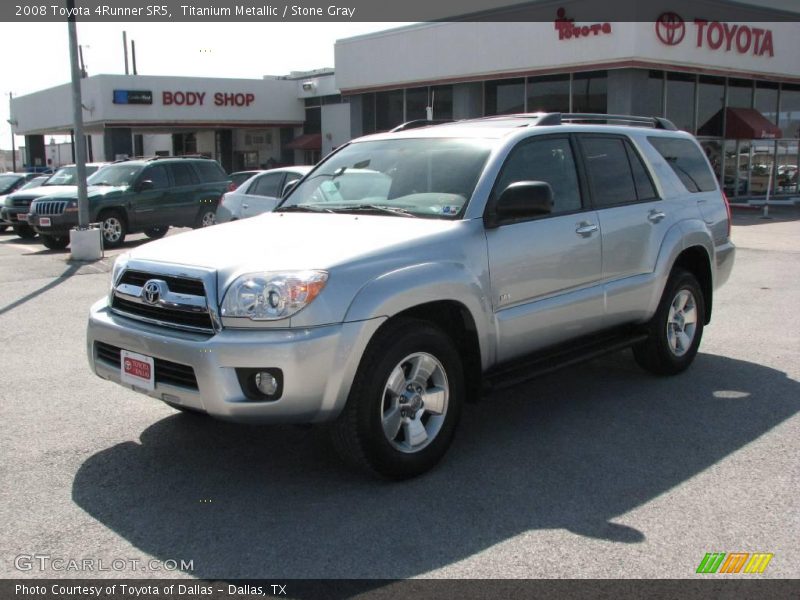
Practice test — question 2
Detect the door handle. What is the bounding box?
[648,210,666,223]
[242,204,249,209]
[575,223,599,236]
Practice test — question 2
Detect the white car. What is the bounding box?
[216,166,312,223]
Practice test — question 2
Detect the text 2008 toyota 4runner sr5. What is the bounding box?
[87,113,735,479]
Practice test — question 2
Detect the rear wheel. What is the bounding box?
[98,210,127,248]
[194,207,217,228]
[633,269,705,375]
[331,318,464,479]
[40,234,70,250]
[145,226,169,240]
[13,224,36,240]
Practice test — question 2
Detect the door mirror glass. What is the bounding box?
[137,179,154,192]
[488,181,553,227]
[281,179,299,198]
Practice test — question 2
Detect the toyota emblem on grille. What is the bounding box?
[142,280,166,305]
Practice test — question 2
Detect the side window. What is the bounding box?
[169,163,198,186]
[647,137,718,193]
[581,137,638,207]
[141,165,170,189]
[494,137,582,214]
[249,173,284,197]
[625,142,658,201]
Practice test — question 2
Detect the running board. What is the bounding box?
[483,330,649,392]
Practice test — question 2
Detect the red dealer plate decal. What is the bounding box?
[120,350,155,392]
[38,217,51,227]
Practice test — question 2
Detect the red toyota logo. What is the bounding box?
[656,12,686,46]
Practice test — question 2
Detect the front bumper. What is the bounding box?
[87,299,385,424]
[0,206,32,227]
[30,211,78,236]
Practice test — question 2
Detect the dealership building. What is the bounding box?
[10,1,800,199]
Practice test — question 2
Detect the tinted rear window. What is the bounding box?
[647,137,717,193]
[193,161,227,183]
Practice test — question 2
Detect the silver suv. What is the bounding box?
[87,113,735,479]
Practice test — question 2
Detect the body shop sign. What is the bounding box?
[655,13,774,57]
[162,91,256,107]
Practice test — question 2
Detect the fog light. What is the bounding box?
[254,371,278,396]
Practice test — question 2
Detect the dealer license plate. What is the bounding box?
[120,349,155,392]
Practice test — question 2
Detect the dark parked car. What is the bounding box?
[0,173,47,232]
[1,164,106,239]
[29,156,230,249]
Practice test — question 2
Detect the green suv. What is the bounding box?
[28,157,230,249]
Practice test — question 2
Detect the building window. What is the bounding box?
[406,87,429,121]
[727,78,753,109]
[485,78,525,115]
[526,74,570,113]
[631,70,664,119]
[778,83,800,139]
[755,81,779,124]
[172,132,197,155]
[571,71,607,114]
[430,85,453,120]
[666,72,696,133]
[304,106,321,135]
[375,90,404,131]
[697,75,725,137]
[362,93,376,135]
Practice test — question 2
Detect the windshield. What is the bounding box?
[18,176,48,191]
[87,164,142,187]
[0,174,22,194]
[43,165,100,186]
[279,138,494,219]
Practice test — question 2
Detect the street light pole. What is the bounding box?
[66,0,88,229]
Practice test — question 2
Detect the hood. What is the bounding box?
[8,185,78,202]
[128,212,460,274]
[29,185,128,203]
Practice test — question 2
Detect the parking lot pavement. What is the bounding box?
[0,212,798,580]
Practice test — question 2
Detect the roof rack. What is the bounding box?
[148,154,214,161]
[536,113,677,130]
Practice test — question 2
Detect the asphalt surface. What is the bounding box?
[0,211,798,580]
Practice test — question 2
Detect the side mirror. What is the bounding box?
[281,179,299,198]
[485,181,553,228]
[137,179,154,192]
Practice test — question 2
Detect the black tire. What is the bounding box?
[145,226,169,240]
[633,269,705,376]
[330,317,464,480]
[194,206,217,228]
[40,234,70,250]
[0,224,8,233]
[13,224,37,240]
[98,210,127,249]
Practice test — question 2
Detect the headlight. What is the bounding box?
[64,200,78,213]
[221,270,328,321]
[109,253,130,292]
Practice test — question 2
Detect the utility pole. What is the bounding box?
[66,0,88,229]
[8,92,16,172]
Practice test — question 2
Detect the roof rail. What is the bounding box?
[536,113,678,130]
[147,154,214,161]
[390,119,454,132]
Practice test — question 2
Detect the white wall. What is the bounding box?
[321,104,350,155]
[142,134,172,156]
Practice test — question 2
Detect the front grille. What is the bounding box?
[34,200,68,216]
[119,270,205,296]
[95,341,199,390]
[111,296,214,330]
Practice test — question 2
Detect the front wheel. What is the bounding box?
[331,318,464,479]
[13,224,36,240]
[40,234,70,250]
[99,210,127,249]
[0,224,8,233]
[633,269,705,375]
[145,226,169,240]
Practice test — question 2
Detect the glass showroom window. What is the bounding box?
[697,75,725,137]
[630,70,664,119]
[526,74,570,113]
[778,83,800,140]
[571,71,607,114]
[430,86,453,120]
[485,78,525,115]
[375,90,404,131]
[405,87,429,121]
[666,72,696,133]
[755,81,779,124]
[776,140,798,194]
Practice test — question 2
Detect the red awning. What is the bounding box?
[286,133,322,150]
[724,108,782,140]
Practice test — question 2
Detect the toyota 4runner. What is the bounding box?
[87,113,735,479]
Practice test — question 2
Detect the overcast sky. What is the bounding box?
[0,22,410,152]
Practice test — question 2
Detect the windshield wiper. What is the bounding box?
[276,205,335,213]
[327,204,418,218]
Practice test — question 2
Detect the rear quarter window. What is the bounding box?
[193,161,228,183]
[647,137,718,193]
